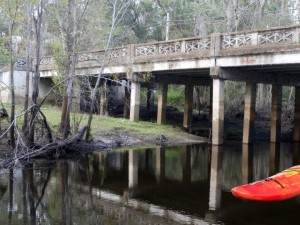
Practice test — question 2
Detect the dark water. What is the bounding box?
[1,142,300,225]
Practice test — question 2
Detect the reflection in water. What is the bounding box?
[128,150,138,188]
[182,146,191,184]
[242,144,253,184]
[155,147,165,184]
[208,145,222,211]
[269,143,280,175]
[0,142,300,224]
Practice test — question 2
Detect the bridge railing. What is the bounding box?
[32,25,300,71]
[220,25,300,50]
[133,36,211,58]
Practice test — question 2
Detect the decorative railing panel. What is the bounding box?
[77,48,128,62]
[222,34,252,49]
[258,31,293,44]
[159,42,181,54]
[186,38,211,52]
[107,48,128,60]
[77,52,104,61]
[39,57,55,66]
[135,45,157,57]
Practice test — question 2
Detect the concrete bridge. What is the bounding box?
[2,24,300,145]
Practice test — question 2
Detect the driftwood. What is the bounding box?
[2,126,88,167]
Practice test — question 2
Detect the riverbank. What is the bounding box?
[90,117,208,149]
[0,105,207,156]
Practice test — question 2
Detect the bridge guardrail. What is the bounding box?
[30,25,300,71]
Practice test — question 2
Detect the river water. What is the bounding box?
[1,141,300,225]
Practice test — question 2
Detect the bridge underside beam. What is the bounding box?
[156,74,211,86]
[215,67,300,86]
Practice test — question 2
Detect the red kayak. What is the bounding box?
[231,165,300,201]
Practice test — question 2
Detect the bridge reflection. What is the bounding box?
[0,142,300,224]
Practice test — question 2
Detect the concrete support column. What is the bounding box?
[128,150,138,188]
[242,83,257,144]
[123,82,130,119]
[182,145,191,183]
[155,147,165,184]
[130,81,141,122]
[209,145,222,211]
[183,85,194,128]
[293,87,300,141]
[270,85,282,143]
[100,83,107,116]
[212,79,225,145]
[157,82,168,125]
[209,85,213,124]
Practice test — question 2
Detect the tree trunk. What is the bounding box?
[23,2,33,132]
[60,0,76,137]
[9,41,15,148]
[7,0,16,148]
[28,1,44,147]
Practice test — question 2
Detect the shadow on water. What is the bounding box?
[0,141,300,224]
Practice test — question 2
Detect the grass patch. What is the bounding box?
[4,104,203,142]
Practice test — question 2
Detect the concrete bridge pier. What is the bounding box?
[183,85,194,129]
[123,81,130,119]
[130,81,141,122]
[242,83,257,144]
[270,85,282,143]
[157,82,168,125]
[100,83,107,116]
[293,87,300,141]
[211,78,225,145]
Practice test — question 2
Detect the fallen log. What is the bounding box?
[2,126,88,167]
[27,126,88,158]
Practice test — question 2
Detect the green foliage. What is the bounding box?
[0,39,9,67]
[167,85,184,107]
[47,41,66,97]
